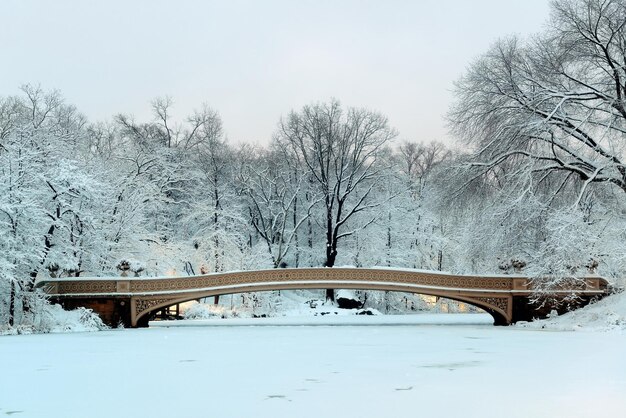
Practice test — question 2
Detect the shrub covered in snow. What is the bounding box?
[517,291,626,332]
[39,304,108,333]
[1,302,107,335]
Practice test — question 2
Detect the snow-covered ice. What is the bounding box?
[1,313,625,418]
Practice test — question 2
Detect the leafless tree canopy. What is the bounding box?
[276,100,397,271]
[450,0,626,204]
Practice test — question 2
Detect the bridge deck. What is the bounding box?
[36,267,609,327]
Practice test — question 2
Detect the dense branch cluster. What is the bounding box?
[450,0,626,201]
[446,0,626,294]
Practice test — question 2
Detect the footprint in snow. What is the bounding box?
[418,361,483,371]
[266,395,291,402]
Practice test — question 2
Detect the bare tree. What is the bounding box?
[276,100,396,300]
[242,148,321,268]
[399,141,450,196]
[449,0,626,205]
[194,115,233,273]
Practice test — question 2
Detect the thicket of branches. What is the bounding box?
[446,0,626,294]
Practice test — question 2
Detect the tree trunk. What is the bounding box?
[386,212,392,267]
[437,250,443,271]
[8,281,16,327]
[324,239,337,301]
[307,216,313,261]
[293,195,299,267]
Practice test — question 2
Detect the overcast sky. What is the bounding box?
[0,0,551,145]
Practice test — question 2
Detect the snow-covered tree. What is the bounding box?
[444,0,626,292]
[449,0,626,203]
[0,86,111,327]
[275,100,396,299]
[241,147,321,268]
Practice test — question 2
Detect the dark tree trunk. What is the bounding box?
[213,172,221,272]
[438,250,443,271]
[324,238,337,301]
[386,212,392,267]
[325,245,337,267]
[8,281,16,327]
[293,195,299,267]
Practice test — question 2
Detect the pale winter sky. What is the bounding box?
[0,0,550,146]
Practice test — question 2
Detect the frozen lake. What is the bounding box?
[2,314,625,418]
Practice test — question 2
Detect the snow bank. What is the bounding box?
[281,299,380,317]
[182,302,245,319]
[0,303,107,335]
[517,291,626,332]
[180,296,381,322]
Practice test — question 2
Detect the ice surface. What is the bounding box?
[1,314,625,418]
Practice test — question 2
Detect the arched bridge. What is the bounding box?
[36,267,609,327]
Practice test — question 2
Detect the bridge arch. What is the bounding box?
[132,280,511,327]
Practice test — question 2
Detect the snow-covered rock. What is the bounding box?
[335,289,363,309]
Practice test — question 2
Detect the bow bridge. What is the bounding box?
[36,267,608,327]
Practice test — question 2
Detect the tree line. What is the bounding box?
[0,87,450,327]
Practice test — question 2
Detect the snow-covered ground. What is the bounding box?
[518,291,626,332]
[2,313,625,418]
